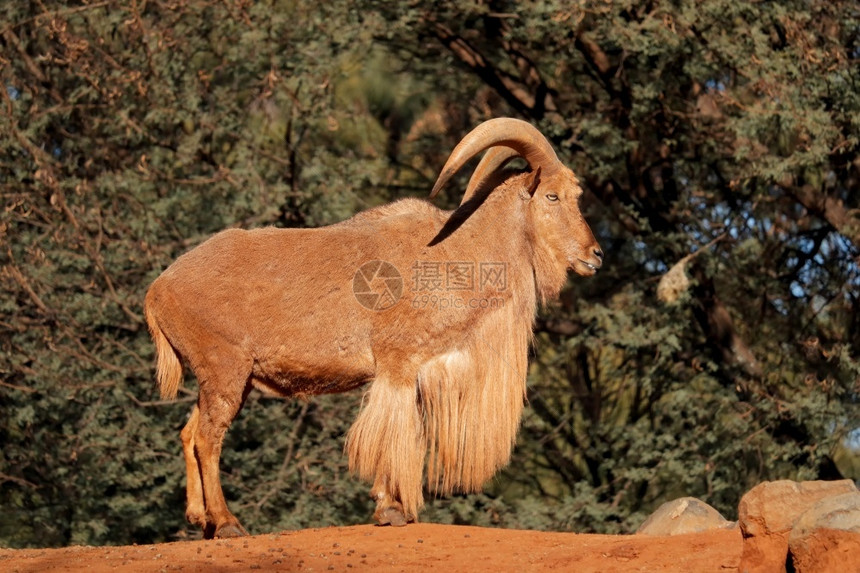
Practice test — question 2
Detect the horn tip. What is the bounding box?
[429,168,454,199]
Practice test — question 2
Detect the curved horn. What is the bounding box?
[429,118,561,199]
[461,146,522,204]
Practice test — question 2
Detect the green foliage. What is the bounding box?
[1,0,858,547]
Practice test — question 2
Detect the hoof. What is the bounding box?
[214,523,248,538]
[186,510,208,530]
[376,507,408,527]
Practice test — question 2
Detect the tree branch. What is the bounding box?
[784,183,860,250]
[430,21,556,121]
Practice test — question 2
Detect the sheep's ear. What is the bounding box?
[525,166,542,197]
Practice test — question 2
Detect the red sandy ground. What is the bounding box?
[0,523,742,572]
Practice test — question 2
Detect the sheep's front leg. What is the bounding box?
[345,377,425,526]
[370,475,409,527]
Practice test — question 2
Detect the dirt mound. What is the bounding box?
[0,523,741,572]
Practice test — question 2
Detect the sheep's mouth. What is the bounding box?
[572,258,600,276]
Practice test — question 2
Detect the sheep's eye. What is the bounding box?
[546,193,559,202]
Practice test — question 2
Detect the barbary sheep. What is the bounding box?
[144,117,603,538]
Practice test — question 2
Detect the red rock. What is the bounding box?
[788,492,860,572]
[788,528,860,573]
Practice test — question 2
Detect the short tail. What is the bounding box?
[144,302,183,400]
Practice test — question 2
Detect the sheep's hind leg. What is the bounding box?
[194,359,253,538]
[180,406,209,534]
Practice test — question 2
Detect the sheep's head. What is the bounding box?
[524,163,603,277]
[430,118,603,281]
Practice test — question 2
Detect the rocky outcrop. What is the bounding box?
[737,479,859,573]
